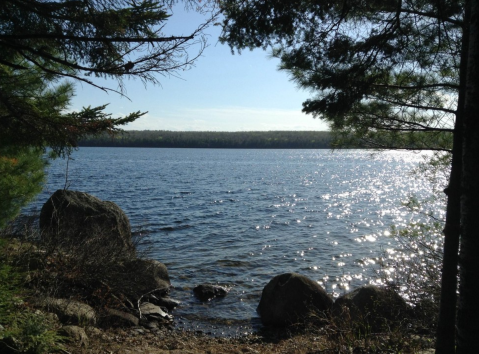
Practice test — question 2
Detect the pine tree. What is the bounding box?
[1,0,216,154]
[0,146,45,229]
[220,0,467,351]
[0,1,217,227]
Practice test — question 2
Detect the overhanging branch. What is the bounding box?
[373,83,460,90]
[0,34,195,43]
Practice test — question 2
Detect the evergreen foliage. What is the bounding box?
[0,147,45,229]
[220,0,461,151]
[0,1,216,228]
[0,58,141,156]
[0,0,216,155]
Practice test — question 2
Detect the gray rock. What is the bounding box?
[257,273,333,327]
[85,326,103,336]
[132,328,145,335]
[333,285,409,330]
[139,302,173,321]
[193,284,229,302]
[38,297,96,325]
[60,325,89,348]
[40,190,134,255]
[148,295,180,310]
[103,308,139,327]
[142,320,159,330]
[111,259,171,301]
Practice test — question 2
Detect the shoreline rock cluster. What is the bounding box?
[258,272,409,331]
[37,191,178,327]
[34,190,412,347]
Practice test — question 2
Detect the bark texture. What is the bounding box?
[457,0,479,351]
[435,2,470,351]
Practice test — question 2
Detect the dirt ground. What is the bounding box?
[60,324,434,354]
[61,326,326,354]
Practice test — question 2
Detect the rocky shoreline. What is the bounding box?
[1,190,437,353]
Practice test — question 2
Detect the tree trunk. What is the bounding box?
[435,93,462,354]
[435,2,470,352]
[456,0,479,352]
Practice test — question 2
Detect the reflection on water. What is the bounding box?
[28,148,444,334]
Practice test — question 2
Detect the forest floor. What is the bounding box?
[60,321,435,354]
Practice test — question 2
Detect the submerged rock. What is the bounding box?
[193,284,229,302]
[257,273,333,327]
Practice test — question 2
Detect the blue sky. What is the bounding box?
[71,6,329,132]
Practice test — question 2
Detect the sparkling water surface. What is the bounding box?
[30,148,439,335]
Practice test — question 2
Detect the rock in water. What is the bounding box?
[40,190,134,255]
[193,284,229,302]
[257,273,333,326]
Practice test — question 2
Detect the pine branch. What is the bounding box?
[0,34,195,43]
[373,83,460,90]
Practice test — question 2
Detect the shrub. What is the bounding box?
[0,238,63,354]
[379,215,444,333]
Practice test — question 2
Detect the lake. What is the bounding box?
[28,148,442,335]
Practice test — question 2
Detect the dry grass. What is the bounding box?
[61,324,434,354]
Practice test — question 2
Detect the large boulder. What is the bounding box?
[257,273,333,327]
[40,190,134,255]
[333,285,409,330]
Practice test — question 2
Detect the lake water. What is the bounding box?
[28,148,441,335]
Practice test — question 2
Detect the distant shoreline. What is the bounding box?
[78,145,339,149]
[79,130,337,149]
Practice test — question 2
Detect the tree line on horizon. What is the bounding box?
[78,130,334,149]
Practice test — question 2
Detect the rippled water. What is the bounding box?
[29,148,440,334]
